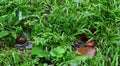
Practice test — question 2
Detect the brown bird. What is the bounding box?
[75,40,97,58]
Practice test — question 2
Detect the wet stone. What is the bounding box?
[26,44,33,50]
[15,42,33,51]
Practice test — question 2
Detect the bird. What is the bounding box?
[85,40,96,47]
[75,40,97,58]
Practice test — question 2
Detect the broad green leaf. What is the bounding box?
[50,46,66,58]
[0,30,9,38]
[56,46,66,54]
[31,47,47,57]
[68,56,88,65]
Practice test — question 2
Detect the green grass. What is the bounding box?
[0,0,120,66]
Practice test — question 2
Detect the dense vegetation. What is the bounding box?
[0,0,120,66]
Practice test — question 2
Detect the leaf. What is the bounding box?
[31,47,47,57]
[0,30,9,38]
[68,56,88,65]
[50,46,66,58]
[56,46,66,54]
[11,31,17,39]
[34,24,41,34]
